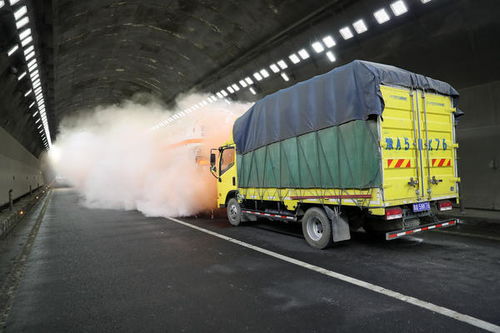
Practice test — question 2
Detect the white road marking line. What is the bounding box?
[166,216,500,333]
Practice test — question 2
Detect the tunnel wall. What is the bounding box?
[0,126,44,207]
[456,81,500,210]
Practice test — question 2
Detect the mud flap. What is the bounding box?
[324,206,351,242]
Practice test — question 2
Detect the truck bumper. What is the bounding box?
[385,218,459,240]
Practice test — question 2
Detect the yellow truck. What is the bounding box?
[210,60,461,249]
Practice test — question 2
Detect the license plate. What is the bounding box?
[413,202,430,212]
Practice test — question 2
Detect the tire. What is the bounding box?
[227,198,245,226]
[302,207,333,249]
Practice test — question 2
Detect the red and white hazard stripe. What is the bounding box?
[242,210,296,221]
[386,219,458,240]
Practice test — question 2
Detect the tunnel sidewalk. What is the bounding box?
[437,207,500,224]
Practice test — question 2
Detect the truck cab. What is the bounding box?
[210,141,238,209]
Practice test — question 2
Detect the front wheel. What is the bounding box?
[227,198,245,226]
[302,207,333,249]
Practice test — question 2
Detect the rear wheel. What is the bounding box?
[302,207,333,249]
[227,198,245,226]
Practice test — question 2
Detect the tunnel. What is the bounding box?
[0,0,499,331]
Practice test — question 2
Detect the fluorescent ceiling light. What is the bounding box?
[25,50,35,60]
[19,28,31,40]
[10,0,22,5]
[269,63,280,73]
[249,87,256,95]
[289,53,300,64]
[23,45,34,54]
[352,19,368,34]
[245,77,253,85]
[326,51,336,63]
[253,72,263,81]
[27,58,36,67]
[277,60,288,70]
[32,111,38,117]
[37,124,42,129]
[390,0,408,16]
[17,71,27,80]
[35,118,41,124]
[339,27,354,40]
[311,41,324,53]
[34,87,42,95]
[7,44,19,56]
[239,79,248,88]
[231,83,240,91]
[0,1,4,8]
[298,49,310,60]
[14,5,27,20]
[227,86,234,94]
[421,0,431,2]
[260,69,270,78]
[21,35,32,46]
[216,92,223,98]
[221,89,228,97]
[24,89,32,97]
[280,73,290,82]
[16,16,29,29]
[322,35,336,48]
[29,101,35,108]
[28,63,37,72]
[374,8,391,24]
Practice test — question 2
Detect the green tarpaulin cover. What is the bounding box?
[237,120,381,189]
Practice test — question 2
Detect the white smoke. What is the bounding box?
[49,94,251,217]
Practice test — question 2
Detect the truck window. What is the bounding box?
[220,148,235,174]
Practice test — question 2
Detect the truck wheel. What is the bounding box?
[302,207,333,249]
[227,198,245,226]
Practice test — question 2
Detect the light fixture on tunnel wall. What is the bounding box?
[289,53,300,64]
[239,79,248,88]
[245,77,254,85]
[221,89,228,97]
[374,8,391,24]
[280,72,290,82]
[269,63,280,73]
[298,49,310,60]
[249,87,257,95]
[24,89,32,97]
[390,0,408,16]
[0,1,4,8]
[9,0,22,4]
[17,71,26,80]
[231,83,240,91]
[311,41,325,53]
[339,26,354,40]
[253,72,263,81]
[322,35,336,48]
[352,19,368,34]
[259,69,270,78]
[421,0,432,3]
[19,28,31,40]
[7,44,19,56]
[227,86,234,94]
[277,60,288,69]
[13,5,27,20]
[16,16,29,29]
[326,51,337,63]
[20,35,32,47]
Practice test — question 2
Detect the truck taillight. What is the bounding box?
[438,200,453,211]
[385,207,403,220]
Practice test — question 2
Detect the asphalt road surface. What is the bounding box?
[1,189,499,332]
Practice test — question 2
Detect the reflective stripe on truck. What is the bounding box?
[385,219,459,240]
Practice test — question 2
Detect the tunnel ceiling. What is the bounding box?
[46,0,346,126]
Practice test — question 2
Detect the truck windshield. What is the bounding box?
[220,147,235,174]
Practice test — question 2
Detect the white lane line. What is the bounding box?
[166,217,500,333]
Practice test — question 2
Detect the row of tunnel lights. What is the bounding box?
[157,0,431,130]
[1,0,52,149]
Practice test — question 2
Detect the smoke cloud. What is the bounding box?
[49,94,251,217]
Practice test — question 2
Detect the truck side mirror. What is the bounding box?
[210,153,216,166]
